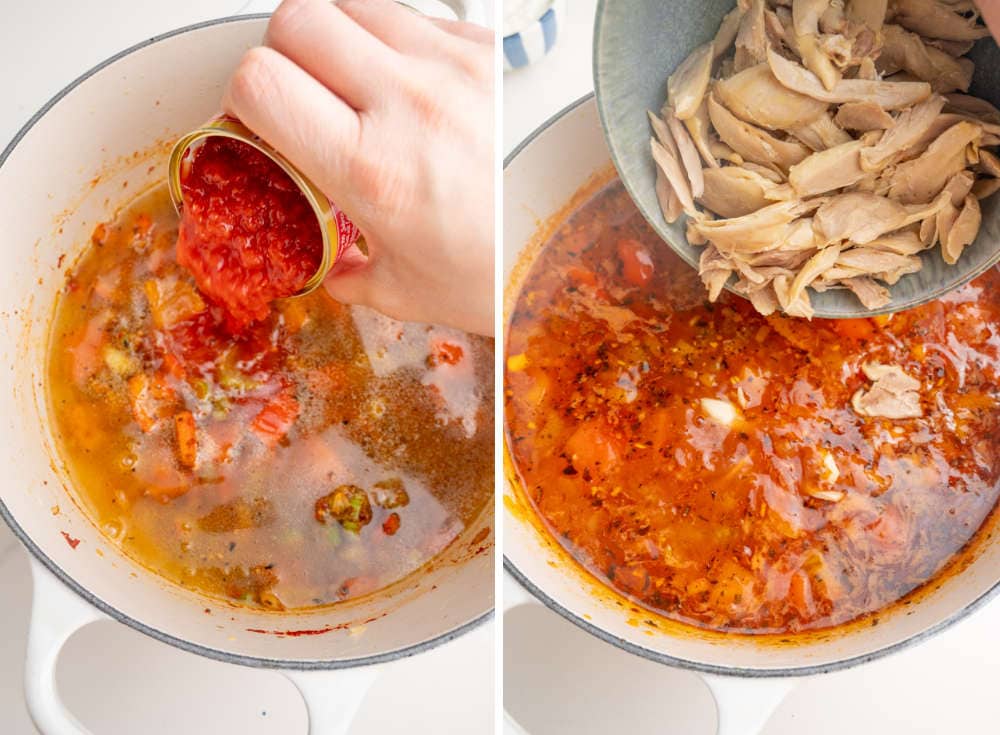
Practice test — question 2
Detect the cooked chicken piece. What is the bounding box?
[842,276,892,308]
[896,112,998,162]
[856,57,879,80]
[789,140,868,196]
[655,168,684,224]
[772,273,816,317]
[983,134,1000,147]
[715,6,746,57]
[699,166,782,218]
[668,42,715,120]
[715,64,829,130]
[972,177,1000,200]
[664,109,705,198]
[920,211,940,245]
[814,190,949,243]
[692,199,807,253]
[820,28,879,70]
[852,363,922,419]
[820,0,848,33]
[943,169,976,205]
[687,217,709,245]
[859,96,945,170]
[742,161,787,183]
[791,112,855,149]
[797,0,847,86]
[699,245,735,301]
[933,199,962,248]
[846,0,888,30]
[888,120,982,203]
[944,93,1000,125]
[878,25,973,93]
[736,0,770,71]
[685,99,721,169]
[651,137,696,214]
[864,230,927,255]
[892,0,991,41]
[925,38,976,57]
[832,247,923,283]
[942,193,981,264]
[768,48,932,109]
[787,243,842,304]
[979,150,1000,178]
[835,101,895,131]
[742,282,782,315]
[708,95,812,171]
[710,140,747,165]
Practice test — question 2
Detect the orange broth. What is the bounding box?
[505,181,1000,634]
[49,185,493,610]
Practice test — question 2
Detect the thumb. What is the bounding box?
[982,0,1000,38]
[322,244,378,307]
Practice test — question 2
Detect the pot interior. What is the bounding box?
[503,96,1000,675]
[0,16,492,667]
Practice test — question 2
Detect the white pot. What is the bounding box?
[502,95,1000,735]
[0,13,492,735]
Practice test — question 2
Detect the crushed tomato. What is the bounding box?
[176,136,323,329]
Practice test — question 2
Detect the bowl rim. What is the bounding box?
[0,12,492,672]
[591,0,1000,320]
[502,91,1000,678]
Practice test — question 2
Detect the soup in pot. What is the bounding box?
[49,185,494,611]
[505,180,1000,634]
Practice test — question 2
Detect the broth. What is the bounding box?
[505,181,1000,634]
[49,185,494,611]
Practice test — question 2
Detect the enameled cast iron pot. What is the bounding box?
[502,95,1000,735]
[0,6,491,734]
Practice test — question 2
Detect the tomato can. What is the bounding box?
[166,114,365,298]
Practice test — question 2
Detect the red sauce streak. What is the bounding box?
[177,137,323,329]
[246,615,383,637]
[61,531,81,549]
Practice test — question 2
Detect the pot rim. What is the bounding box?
[0,12,492,672]
[502,91,1000,679]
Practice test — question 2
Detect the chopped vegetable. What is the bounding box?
[315,485,373,533]
[251,390,300,448]
[174,410,198,469]
[372,478,410,509]
[144,276,206,329]
[382,513,401,536]
[507,353,529,372]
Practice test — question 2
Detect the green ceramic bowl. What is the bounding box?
[594,0,1000,318]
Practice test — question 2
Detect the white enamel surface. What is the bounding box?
[0,15,492,667]
[502,95,1000,673]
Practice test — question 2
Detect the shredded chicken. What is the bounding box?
[648,0,997,317]
[851,363,923,419]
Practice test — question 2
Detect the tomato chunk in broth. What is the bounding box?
[49,186,493,611]
[505,181,1000,634]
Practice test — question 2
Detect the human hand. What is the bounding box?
[981,0,1000,38]
[223,0,494,336]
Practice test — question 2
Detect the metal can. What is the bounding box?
[166,114,364,298]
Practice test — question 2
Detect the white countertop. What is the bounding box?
[503,2,1000,733]
[0,2,494,734]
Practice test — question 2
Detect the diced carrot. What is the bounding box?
[617,238,654,287]
[788,570,815,619]
[831,318,876,341]
[144,277,206,329]
[382,512,401,536]
[128,374,157,432]
[251,390,300,448]
[566,266,598,288]
[430,341,464,366]
[127,373,176,432]
[174,410,198,469]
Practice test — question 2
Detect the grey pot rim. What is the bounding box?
[503,90,1000,679]
[0,12,493,673]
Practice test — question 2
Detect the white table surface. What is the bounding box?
[503,2,1000,733]
[0,2,495,734]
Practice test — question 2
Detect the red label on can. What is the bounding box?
[332,205,362,259]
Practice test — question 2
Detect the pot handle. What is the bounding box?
[702,674,796,735]
[282,667,380,735]
[237,0,487,25]
[25,558,106,735]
